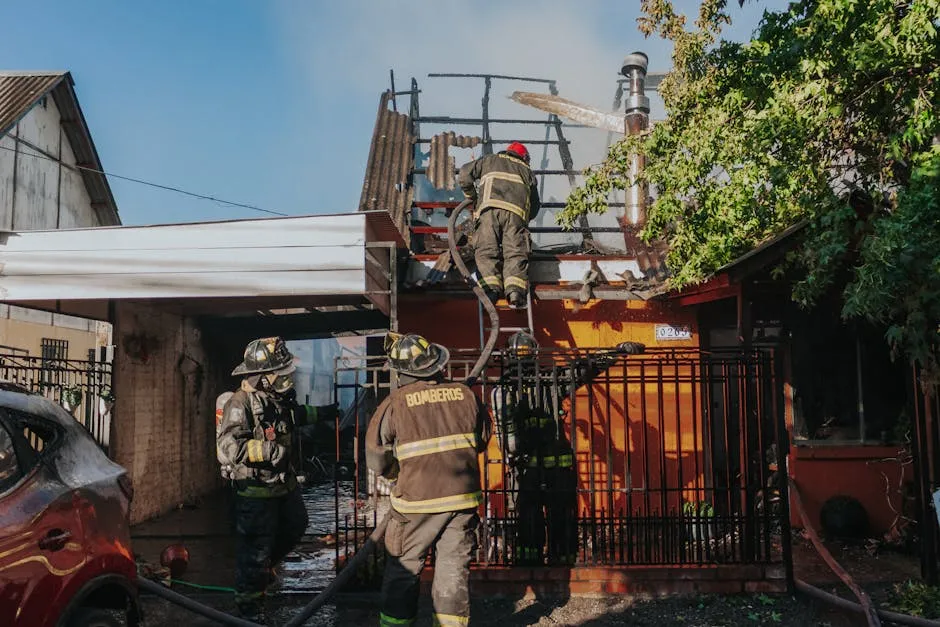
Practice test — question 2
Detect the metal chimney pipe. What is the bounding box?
[621,51,650,228]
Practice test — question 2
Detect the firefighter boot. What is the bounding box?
[507,290,526,310]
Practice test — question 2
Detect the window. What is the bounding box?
[0,422,21,493]
[790,305,908,445]
[8,412,59,456]
[40,338,69,364]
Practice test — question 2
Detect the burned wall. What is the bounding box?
[110,302,225,523]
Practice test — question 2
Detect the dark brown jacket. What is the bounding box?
[458,152,541,222]
[366,379,491,514]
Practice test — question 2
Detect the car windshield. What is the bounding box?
[0,422,20,493]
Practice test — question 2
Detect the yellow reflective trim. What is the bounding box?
[432,613,469,627]
[479,275,503,288]
[390,491,482,514]
[479,170,529,220]
[505,276,527,290]
[481,171,525,185]
[247,439,264,463]
[480,199,527,220]
[396,433,476,461]
[381,613,415,626]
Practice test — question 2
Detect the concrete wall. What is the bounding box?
[111,302,224,524]
[0,95,100,230]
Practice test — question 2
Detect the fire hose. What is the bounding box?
[139,199,499,625]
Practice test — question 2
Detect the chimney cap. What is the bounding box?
[621,52,649,76]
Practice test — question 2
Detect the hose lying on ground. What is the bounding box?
[139,577,263,627]
[795,579,940,627]
[139,516,390,627]
[789,478,882,627]
[282,516,389,627]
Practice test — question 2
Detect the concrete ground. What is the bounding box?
[131,485,926,626]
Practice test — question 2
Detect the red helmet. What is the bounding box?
[505,142,530,164]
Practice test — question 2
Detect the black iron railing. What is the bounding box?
[334,347,790,572]
[0,352,113,453]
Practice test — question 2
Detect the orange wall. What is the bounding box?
[397,296,698,351]
[789,446,913,535]
[401,295,705,517]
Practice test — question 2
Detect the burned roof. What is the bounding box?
[358,91,414,247]
[0,71,120,226]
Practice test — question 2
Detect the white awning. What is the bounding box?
[0,211,404,320]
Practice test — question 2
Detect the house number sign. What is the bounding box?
[654,324,692,341]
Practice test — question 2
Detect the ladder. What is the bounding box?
[477,287,535,350]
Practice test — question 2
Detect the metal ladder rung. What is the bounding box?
[478,287,536,349]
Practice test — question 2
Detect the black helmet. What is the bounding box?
[232,336,296,377]
[506,331,539,359]
[384,332,449,378]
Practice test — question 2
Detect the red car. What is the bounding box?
[0,383,140,627]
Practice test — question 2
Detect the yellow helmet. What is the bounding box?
[384,332,450,377]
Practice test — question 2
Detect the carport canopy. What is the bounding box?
[0,211,405,323]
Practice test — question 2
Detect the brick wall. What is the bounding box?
[421,564,788,597]
[111,302,226,523]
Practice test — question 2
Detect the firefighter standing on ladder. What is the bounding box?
[215,336,337,621]
[458,141,540,310]
[367,332,491,627]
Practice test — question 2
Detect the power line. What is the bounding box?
[0,142,288,217]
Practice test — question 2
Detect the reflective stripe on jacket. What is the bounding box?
[458,152,540,222]
[366,379,491,514]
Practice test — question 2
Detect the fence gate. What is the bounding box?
[0,352,113,453]
[333,347,790,575]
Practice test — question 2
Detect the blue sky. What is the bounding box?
[1,1,787,226]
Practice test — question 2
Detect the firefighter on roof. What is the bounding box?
[215,336,337,621]
[458,141,541,310]
[366,332,491,627]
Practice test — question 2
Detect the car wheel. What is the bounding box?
[66,608,124,627]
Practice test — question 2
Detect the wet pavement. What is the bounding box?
[132,479,369,595]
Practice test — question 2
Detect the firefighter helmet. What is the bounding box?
[384,332,450,378]
[506,331,539,359]
[232,336,296,376]
[505,142,530,164]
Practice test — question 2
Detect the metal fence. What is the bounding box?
[0,352,113,453]
[334,347,790,571]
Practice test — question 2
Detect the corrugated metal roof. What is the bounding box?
[0,71,120,226]
[427,131,480,190]
[0,72,66,137]
[358,91,414,246]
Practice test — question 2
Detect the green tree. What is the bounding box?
[562,0,940,375]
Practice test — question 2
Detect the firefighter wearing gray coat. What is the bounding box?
[367,332,491,627]
[216,336,337,621]
[458,142,540,309]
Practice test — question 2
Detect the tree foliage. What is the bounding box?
[562,0,940,374]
